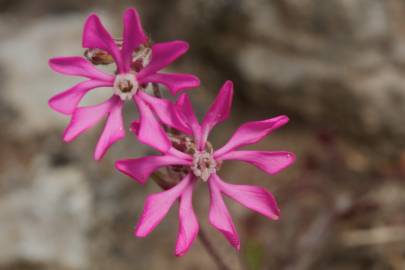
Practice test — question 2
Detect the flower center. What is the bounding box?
[113,74,138,101]
[191,151,217,182]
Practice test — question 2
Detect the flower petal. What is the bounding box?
[137,41,189,79]
[115,154,190,184]
[130,121,191,160]
[214,115,289,157]
[94,99,125,160]
[200,81,233,148]
[135,173,193,237]
[134,95,171,153]
[175,178,199,256]
[208,174,240,250]
[82,14,124,72]
[176,93,201,142]
[139,73,200,95]
[122,8,147,72]
[138,91,191,134]
[63,96,117,142]
[49,57,114,81]
[212,174,280,220]
[218,151,295,175]
[49,80,112,115]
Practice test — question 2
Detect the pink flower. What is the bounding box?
[49,8,200,160]
[115,81,295,256]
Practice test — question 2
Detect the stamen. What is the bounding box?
[113,74,138,101]
[191,151,217,182]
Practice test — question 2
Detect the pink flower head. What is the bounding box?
[115,81,295,256]
[49,8,200,160]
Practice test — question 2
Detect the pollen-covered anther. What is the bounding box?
[191,151,217,182]
[113,73,139,101]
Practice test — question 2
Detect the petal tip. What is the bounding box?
[175,40,189,52]
[124,7,137,15]
[84,13,100,25]
[115,160,148,185]
[134,227,148,238]
[123,7,142,22]
[224,80,234,88]
[277,115,290,126]
[93,150,104,161]
[115,160,129,175]
[62,127,75,143]
[48,57,63,72]
[190,75,201,88]
[48,58,56,68]
[48,98,69,115]
[175,246,191,257]
[175,251,185,257]
[134,230,145,238]
[288,151,296,163]
[82,13,102,48]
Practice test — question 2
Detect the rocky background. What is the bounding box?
[0,0,405,269]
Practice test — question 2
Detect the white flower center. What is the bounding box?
[113,73,138,101]
[191,151,217,182]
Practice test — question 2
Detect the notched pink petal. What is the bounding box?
[115,155,190,184]
[175,179,199,256]
[213,174,280,220]
[200,80,234,148]
[138,92,191,135]
[94,99,125,160]
[82,13,123,71]
[208,174,240,250]
[135,174,192,237]
[218,151,296,175]
[139,73,200,95]
[63,97,115,142]
[134,95,171,153]
[49,80,112,115]
[122,8,147,71]
[49,57,114,81]
[215,115,289,157]
[137,41,189,78]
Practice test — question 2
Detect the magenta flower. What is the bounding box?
[115,81,295,256]
[48,8,200,160]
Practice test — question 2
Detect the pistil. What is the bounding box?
[113,73,138,101]
[191,151,217,182]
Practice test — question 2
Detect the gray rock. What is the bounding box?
[0,156,92,269]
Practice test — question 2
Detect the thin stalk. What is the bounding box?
[199,228,232,270]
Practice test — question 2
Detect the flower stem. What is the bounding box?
[198,228,233,270]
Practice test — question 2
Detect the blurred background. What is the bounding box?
[0,0,405,269]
